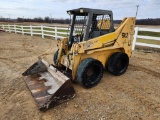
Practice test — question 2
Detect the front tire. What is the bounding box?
[76,58,104,88]
[107,52,129,76]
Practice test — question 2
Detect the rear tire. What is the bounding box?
[107,52,129,76]
[76,58,104,88]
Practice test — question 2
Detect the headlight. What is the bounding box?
[80,9,83,13]
[67,11,71,15]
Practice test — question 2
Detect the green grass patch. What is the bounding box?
[32,30,41,33]
[16,26,21,28]
[23,27,30,29]
[44,31,54,35]
[137,38,160,45]
[23,30,30,32]
[138,31,160,37]
[43,28,54,31]
[58,29,69,33]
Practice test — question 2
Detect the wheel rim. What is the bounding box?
[83,64,102,86]
[116,56,128,73]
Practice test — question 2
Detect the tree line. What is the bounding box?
[114,18,160,25]
[0,17,160,25]
[0,17,70,24]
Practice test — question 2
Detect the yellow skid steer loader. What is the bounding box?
[22,8,136,111]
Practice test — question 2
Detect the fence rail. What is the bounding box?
[0,24,69,40]
[0,24,160,50]
[132,27,160,50]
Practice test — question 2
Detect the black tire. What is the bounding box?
[53,49,59,65]
[76,58,104,88]
[107,52,129,76]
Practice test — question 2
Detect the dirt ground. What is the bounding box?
[0,32,160,120]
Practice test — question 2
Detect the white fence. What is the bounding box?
[0,24,69,40]
[132,27,160,50]
[0,24,160,50]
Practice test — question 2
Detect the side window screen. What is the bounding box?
[74,15,87,35]
[97,14,110,30]
[89,14,111,39]
[91,14,110,31]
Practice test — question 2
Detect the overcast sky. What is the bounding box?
[0,0,159,20]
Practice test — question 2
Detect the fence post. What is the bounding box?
[30,25,33,36]
[8,24,11,33]
[2,24,4,30]
[21,25,24,35]
[41,25,44,38]
[55,27,57,40]
[14,24,17,33]
[132,27,139,50]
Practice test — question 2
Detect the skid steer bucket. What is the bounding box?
[22,59,75,111]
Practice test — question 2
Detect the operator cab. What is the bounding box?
[67,8,114,47]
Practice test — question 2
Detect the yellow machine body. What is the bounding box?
[57,17,136,80]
